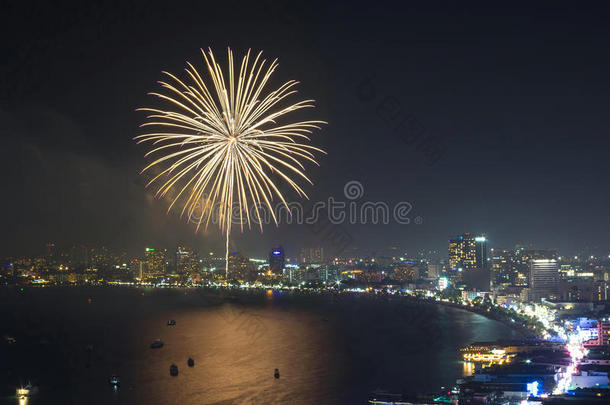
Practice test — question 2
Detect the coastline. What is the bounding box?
[0,284,519,403]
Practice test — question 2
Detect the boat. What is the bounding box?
[187,357,194,367]
[167,320,176,326]
[16,383,38,399]
[170,364,178,376]
[367,390,410,404]
[274,368,280,379]
[109,375,120,387]
[150,339,164,349]
[367,389,437,405]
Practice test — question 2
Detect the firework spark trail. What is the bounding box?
[135,47,325,278]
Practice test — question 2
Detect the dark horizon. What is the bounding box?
[3,1,610,258]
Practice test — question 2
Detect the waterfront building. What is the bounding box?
[143,247,166,280]
[461,290,491,302]
[582,320,610,347]
[269,246,285,274]
[176,246,199,275]
[529,258,559,301]
[491,248,517,287]
[515,249,557,284]
[227,252,252,281]
[449,233,490,290]
[449,233,487,271]
[393,261,419,282]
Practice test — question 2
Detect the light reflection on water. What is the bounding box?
[462,361,475,377]
[0,288,522,404]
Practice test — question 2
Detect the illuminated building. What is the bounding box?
[143,248,166,280]
[227,252,252,280]
[462,348,511,364]
[448,234,490,290]
[176,246,199,275]
[448,233,487,270]
[299,247,324,263]
[269,246,285,274]
[462,290,490,302]
[515,249,557,286]
[583,320,610,347]
[529,258,559,301]
[393,261,418,282]
[319,265,340,283]
[491,248,517,287]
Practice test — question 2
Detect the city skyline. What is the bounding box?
[6,232,610,266]
[3,1,610,258]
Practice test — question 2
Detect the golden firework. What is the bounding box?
[135,47,325,278]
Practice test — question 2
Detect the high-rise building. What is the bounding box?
[143,248,166,280]
[227,252,252,280]
[529,258,559,301]
[176,246,199,275]
[449,233,489,290]
[491,248,517,286]
[510,249,558,288]
[448,233,487,270]
[269,246,285,274]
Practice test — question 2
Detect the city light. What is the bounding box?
[526,381,539,397]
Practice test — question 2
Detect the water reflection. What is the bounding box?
[0,288,523,404]
[462,361,475,376]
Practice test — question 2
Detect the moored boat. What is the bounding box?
[150,339,164,349]
[170,364,178,376]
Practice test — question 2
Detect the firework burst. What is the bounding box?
[135,48,325,278]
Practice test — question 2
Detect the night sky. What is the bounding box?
[2,1,610,258]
